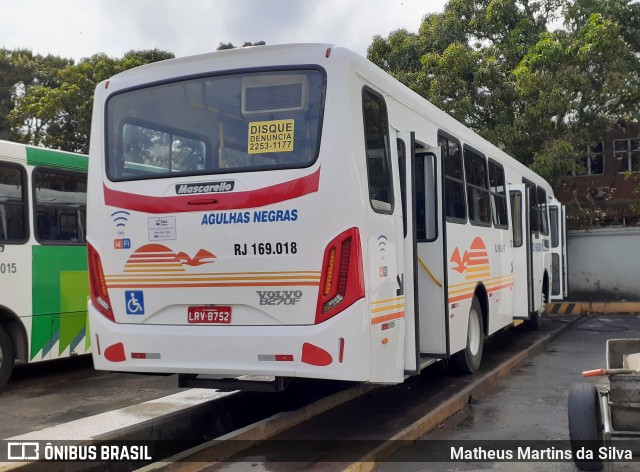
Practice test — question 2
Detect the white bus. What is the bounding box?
[0,140,89,391]
[87,44,566,390]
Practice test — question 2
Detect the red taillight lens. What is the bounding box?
[87,243,114,322]
[315,228,364,324]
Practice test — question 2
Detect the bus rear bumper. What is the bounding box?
[88,301,369,382]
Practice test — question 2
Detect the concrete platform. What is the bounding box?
[546,301,640,315]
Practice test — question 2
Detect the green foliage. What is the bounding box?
[0,48,72,141]
[217,41,266,50]
[2,41,266,153]
[367,0,640,185]
[217,42,236,50]
[7,49,174,153]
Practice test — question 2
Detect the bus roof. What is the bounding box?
[0,139,88,171]
[100,43,552,194]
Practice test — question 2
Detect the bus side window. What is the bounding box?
[463,148,491,226]
[550,207,559,248]
[33,168,87,244]
[438,134,466,222]
[0,164,27,243]
[510,190,523,248]
[397,139,407,236]
[416,153,437,241]
[537,187,549,236]
[60,213,78,240]
[525,180,539,235]
[0,163,28,243]
[362,87,394,214]
[489,160,509,229]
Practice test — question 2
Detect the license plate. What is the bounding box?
[187,306,231,324]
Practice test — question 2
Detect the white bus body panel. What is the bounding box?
[87,44,558,384]
[88,46,400,383]
[0,143,34,360]
[90,298,370,379]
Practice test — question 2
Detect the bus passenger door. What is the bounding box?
[509,184,529,319]
[397,132,419,373]
[549,200,567,300]
[398,135,446,361]
[415,147,446,358]
[0,162,37,363]
[363,90,406,384]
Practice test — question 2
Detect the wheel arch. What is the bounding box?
[0,305,29,363]
[473,283,489,335]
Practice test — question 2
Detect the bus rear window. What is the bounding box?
[106,69,325,181]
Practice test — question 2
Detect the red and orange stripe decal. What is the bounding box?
[448,274,514,304]
[464,238,491,281]
[106,243,320,289]
[371,296,405,325]
[105,270,321,289]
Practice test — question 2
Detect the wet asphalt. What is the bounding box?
[3,315,640,472]
[376,314,640,472]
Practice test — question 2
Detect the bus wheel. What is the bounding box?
[453,296,484,374]
[525,302,544,330]
[0,324,15,391]
[526,280,548,330]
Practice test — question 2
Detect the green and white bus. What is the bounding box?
[0,140,89,391]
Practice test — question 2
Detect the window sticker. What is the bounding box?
[248,119,294,154]
[148,216,176,241]
[125,290,145,315]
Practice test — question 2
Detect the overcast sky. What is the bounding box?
[1,0,448,62]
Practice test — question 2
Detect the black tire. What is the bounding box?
[524,307,543,330]
[0,324,15,392]
[453,296,484,374]
[568,382,604,471]
[526,279,548,330]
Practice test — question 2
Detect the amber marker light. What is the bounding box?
[324,248,336,296]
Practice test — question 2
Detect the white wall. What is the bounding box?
[567,227,640,300]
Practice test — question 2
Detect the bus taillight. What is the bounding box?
[315,228,364,324]
[88,243,114,322]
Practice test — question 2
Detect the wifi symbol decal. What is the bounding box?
[378,235,388,253]
[111,210,130,228]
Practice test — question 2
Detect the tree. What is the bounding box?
[8,49,174,153]
[367,0,640,187]
[0,49,72,141]
[369,1,559,150]
[217,42,236,50]
[516,0,640,183]
[217,41,265,50]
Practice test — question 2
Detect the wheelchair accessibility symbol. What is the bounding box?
[125,290,145,315]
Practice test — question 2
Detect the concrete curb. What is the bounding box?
[342,320,574,472]
[546,302,640,315]
[0,390,236,472]
[137,383,379,471]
